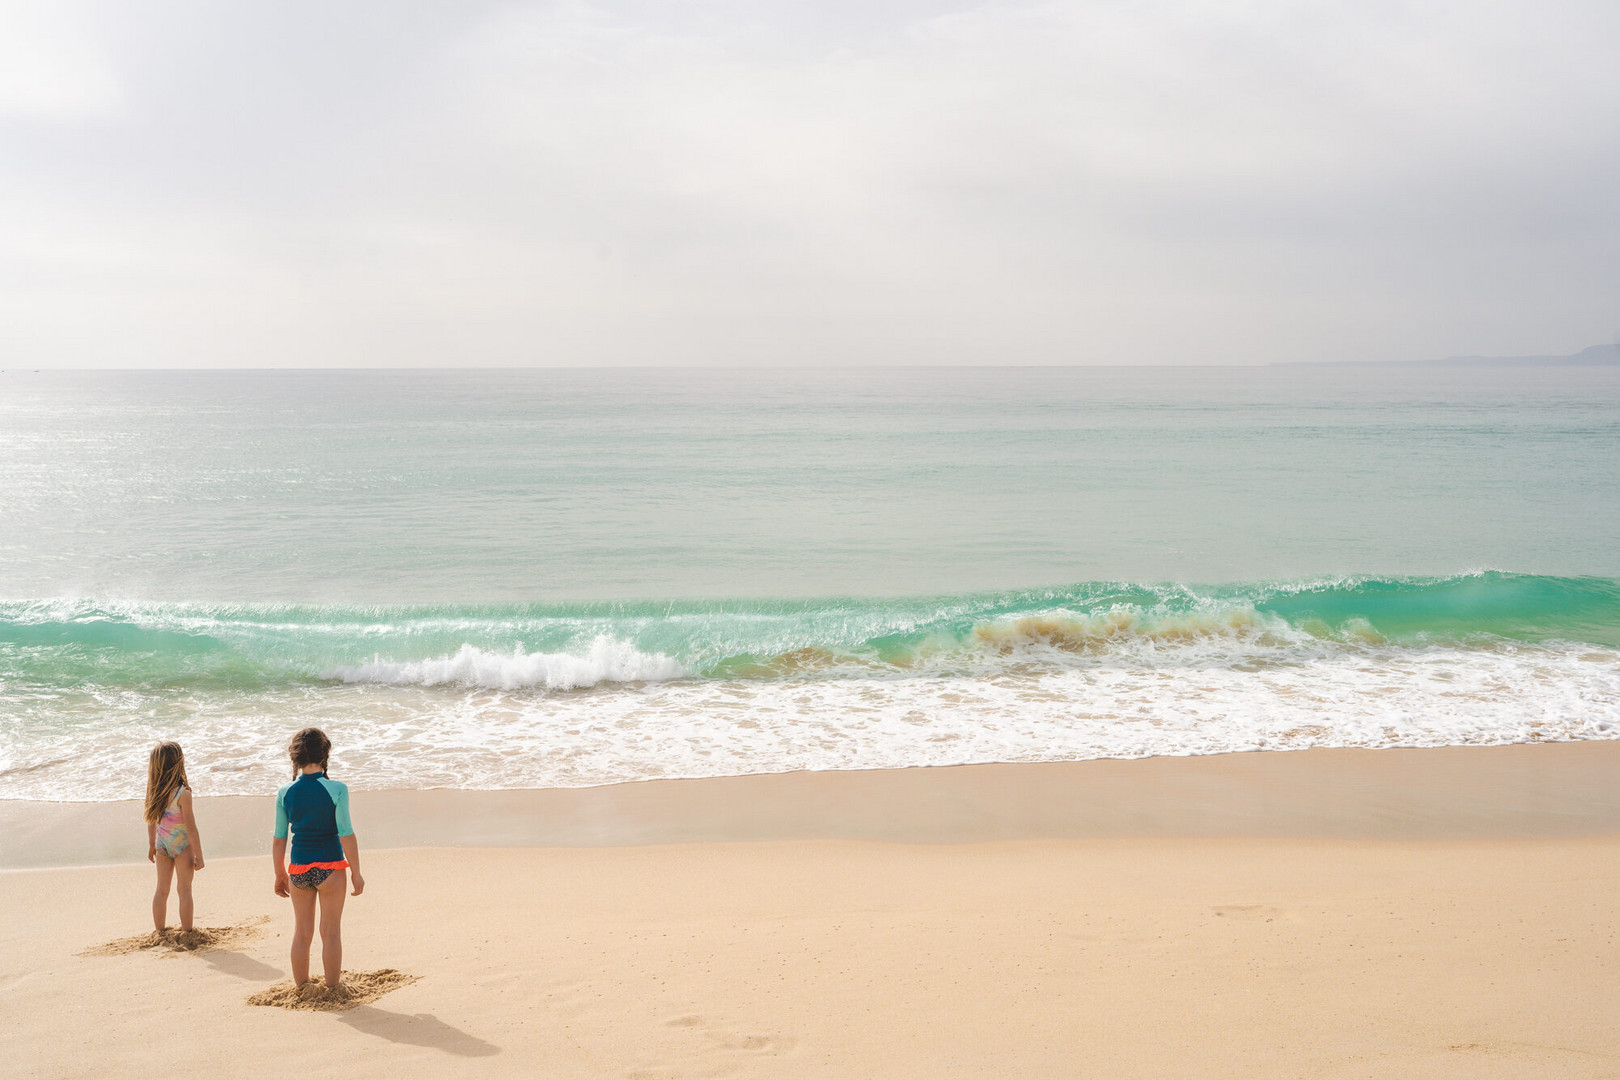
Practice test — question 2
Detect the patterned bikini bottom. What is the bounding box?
[289,865,338,890]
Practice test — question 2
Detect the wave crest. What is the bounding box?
[322,637,686,691]
[969,608,1292,652]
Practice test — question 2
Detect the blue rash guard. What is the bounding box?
[274,772,353,872]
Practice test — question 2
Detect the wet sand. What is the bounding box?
[3,743,1618,1078]
[6,741,1620,870]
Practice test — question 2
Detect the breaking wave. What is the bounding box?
[323,638,686,690]
[4,572,1618,801]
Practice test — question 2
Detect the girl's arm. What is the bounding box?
[272,784,290,896]
[340,833,364,895]
[147,819,157,863]
[272,837,290,897]
[178,788,204,869]
[328,780,363,895]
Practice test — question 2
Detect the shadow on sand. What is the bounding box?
[199,948,283,982]
[337,1005,500,1057]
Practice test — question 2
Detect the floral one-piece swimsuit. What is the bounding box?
[154,786,190,858]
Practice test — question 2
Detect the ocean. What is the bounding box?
[2,365,1618,801]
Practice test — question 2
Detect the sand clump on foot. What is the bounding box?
[80,916,269,956]
[246,969,421,1012]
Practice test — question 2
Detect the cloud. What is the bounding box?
[0,0,1615,366]
[0,1,122,119]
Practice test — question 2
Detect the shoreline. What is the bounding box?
[6,740,1619,870]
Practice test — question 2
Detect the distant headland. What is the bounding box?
[1422,343,1620,366]
[1285,343,1620,366]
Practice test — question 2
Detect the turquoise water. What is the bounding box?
[2,366,1618,799]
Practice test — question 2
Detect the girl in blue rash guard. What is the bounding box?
[272,727,366,990]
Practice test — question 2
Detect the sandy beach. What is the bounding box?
[5,743,1619,1078]
[8,2,1619,1074]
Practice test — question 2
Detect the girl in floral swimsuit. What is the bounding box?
[271,727,366,989]
[144,741,205,932]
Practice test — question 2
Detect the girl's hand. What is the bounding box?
[148,845,157,863]
[350,870,365,896]
[274,873,290,898]
[191,850,205,871]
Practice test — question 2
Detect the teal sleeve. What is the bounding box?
[319,777,353,837]
[273,785,289,839]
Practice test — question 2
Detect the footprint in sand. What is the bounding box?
[246,969,422,1012]
[626,1017,795,1080]
[79,915,270,956]
[663,1014,795,1053]
[1211,905,1285,922]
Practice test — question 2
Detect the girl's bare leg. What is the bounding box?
[174,851,196,931]
[151,854,175,931]
[316,868,348,988]
[288,878,318,985]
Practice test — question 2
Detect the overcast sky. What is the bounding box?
[1,0,1616,367]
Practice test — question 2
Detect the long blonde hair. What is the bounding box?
[144,742,188,824]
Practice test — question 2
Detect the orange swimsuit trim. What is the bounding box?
[287,859,348,874]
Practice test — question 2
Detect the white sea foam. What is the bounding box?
[321,637,686,691]
[6,637,1618,802]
